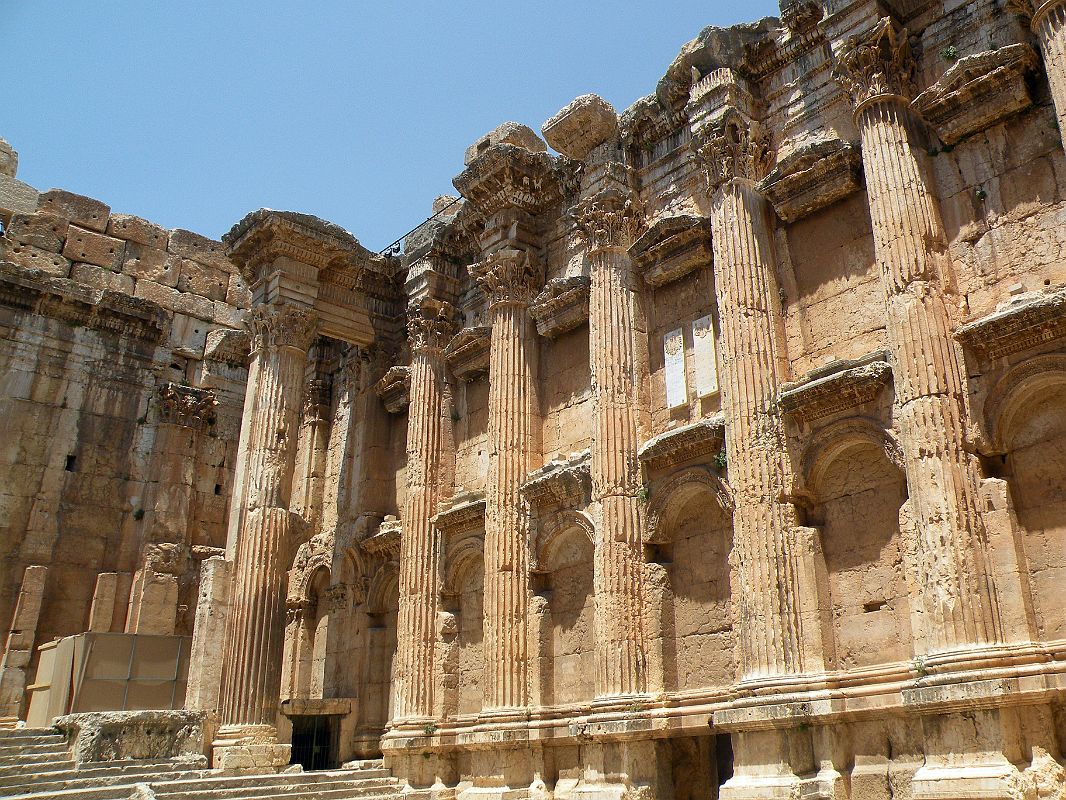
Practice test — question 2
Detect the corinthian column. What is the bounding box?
[471,248,542,710]
[394,299,456,723]
[215,302,316,768]
[835,18,1000,651]
[1007,0,1066,137]
[573,181,649,697]
[692,109,803,679]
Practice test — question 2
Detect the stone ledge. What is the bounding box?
[361,516,401,558]
[529,276,591,338]
[433,491,486,537]
[955,288,1066,361]
[628,215,710,288]
[779,351,892,423]
[638,416,725,472]
[444,326,491,381]
[756,139,863,223]
[913,44,1038,145]
[375,365,411,413]
[522,449,592,508]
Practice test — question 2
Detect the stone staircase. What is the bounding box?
[0,729,402,800]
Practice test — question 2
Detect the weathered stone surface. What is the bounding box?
[542,94,618,160]
[55,710,206,763]
[38,189,110,232]
[71,262,136,294]
[121,241,180,286]
[168,229,231,272]
[62,226,125,271]
[6,212,68,252]
[107,213,169,249]
[463,121,546,165]
[0,239,72,277]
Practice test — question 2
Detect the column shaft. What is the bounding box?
[1032,1,1066,135]
[856,99,999,649]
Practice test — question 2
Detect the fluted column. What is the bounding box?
[217,302,316,749]
[835,18,1000,651]
[472,249,542,710]
[394,300,456,722]
[573,183,649,697]
[693,113,803,679]
[1007,0,1066,137]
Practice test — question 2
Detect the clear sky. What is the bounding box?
[3,2,780,252]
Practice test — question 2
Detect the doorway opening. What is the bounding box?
[290,715,339,771]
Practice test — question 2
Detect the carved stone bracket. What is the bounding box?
[912,44,1038,145]
[521,450,592,510]
[433,491,487,538]
[833,17,916,111]
[628,215,711,287]
[638,416,726,472]
[157,383,217,429]
[375,365,411,413]
[444,326,491,380]
[756,139,864,223]
[780,0,823,33]
[529,276,591,338]
[361,515,402,558]
[955,289,1066,361]
[778,351,892,423]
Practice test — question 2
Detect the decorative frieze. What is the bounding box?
[955,289,1066,361]
[628,215,711,288]
[638,416,725,472]
[157,383,217,429]
[444,325,492,380]
[433,491,487,537]
[529,276,591,338]
[756,139,863,223]
[778,352,892,423]
[521,450,592,509]
[375,365,411,413]
[913,45,1038,145]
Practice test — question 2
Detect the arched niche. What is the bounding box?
[538,522,595,706]
[361,562,398,734]
[443,534,485,717]
[647,467,735,693]
[992,359,1066,643]
[803,420,912,670]
[298,565,331,699]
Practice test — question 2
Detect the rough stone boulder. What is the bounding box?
[463,121,546,165]
[55,709,207,764]
[542,94,619,160]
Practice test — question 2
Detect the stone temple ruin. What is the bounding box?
[3,1,1066,798]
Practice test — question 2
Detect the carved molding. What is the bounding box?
[756,139,864,223]
[1005,0,1066,30]
[521,450,592,510]
[375,365,411,413]
[781,0,823,33]
[433,491,487,537]
[444,325,492,381]
[833,17,916,111]
[691,111,774,191]
[157,383,217,429]
[778,351,893,423]
[628,215,711,287]
[452,144,563,218]
[361,516,401,558]
[224,208,361,284]
[470,247,544,308]
[571,185,643,252]
[529,276,591,338]
[638,416,726,472]
[912,44,1038,145]
[248,303,317,353]
[955,289,1066,361]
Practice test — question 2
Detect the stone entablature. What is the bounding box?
[521,450,592,510]
[638,416,726,472]
[375,365,411,413]
[756,139,863,223]
[779,352,893,423]
[443,325,491,380]
[628,215,710,287]
[913,44,1038,145]
[452,143,564,218]
[955,288,1066,361]
[529,276,591,338]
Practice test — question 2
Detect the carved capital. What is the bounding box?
[157,383,217,429]
[248,303,316,353]
[833,17,916,111]
[1005,0,1065,29]
[691,111,774,192]
[470,248,544,308]
[407,299,458,354]
[572,186,643,252]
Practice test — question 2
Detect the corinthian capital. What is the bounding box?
[248,303,317,353]
[572,186,643,252]
[691,111,774,192]
[470,248,544,307]
[833,17,916,110]
[157,383,217,429]
[407,299,458,353]
[1005,0,1064,27]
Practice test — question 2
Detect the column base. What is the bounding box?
[211,724,290,772]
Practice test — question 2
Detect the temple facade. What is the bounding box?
[4,1,1066,798]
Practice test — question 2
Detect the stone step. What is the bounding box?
[0,734,66,749]
[0,743,70,763]
[0,729,61,741]
[0,756,77,777]
[153,780,400,800]
[0,759,209,791]
[0,741,67,755]
[150,770,394,796]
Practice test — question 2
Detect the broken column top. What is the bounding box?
[0,139,16,178]
[542,94,619,160]
[463,122,546,166]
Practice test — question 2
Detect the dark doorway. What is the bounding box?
[713,733,734,794]
[290,715,339,771]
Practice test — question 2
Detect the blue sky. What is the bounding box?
[3,2,779,251]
